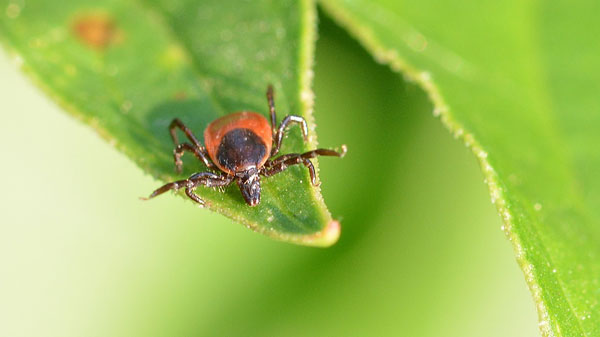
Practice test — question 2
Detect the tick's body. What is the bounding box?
[205,112,272,174]
[145,85,346,206]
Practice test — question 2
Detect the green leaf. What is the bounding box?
[319,0,600,335]
[0,0,342,246]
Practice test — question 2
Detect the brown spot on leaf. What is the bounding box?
[72,14,120,50]
[173,91,187,100]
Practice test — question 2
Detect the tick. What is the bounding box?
[144,85,346,207]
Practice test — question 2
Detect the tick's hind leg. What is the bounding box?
[266,85,310,156]
[143,172,233,206]
[267,85,277,132]
[271,115,309,156]
[169,118,202,148]
[263,146,347,185]
[173,143,214,173]
[169,118,214,169]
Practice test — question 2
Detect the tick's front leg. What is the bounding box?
[143,172,233,206]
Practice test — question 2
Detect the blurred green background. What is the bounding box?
[0,14,539,337]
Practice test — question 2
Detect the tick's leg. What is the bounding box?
[143,178,189,201]
[266,85,310,156]
[174,143,214,172]
[187,172,233,187]
[272,115,309,156]
[183,172,233,205]
[267,146,347,165]
[263,155,318,185]
[267,85,277,133]
[262,146,347,185]
[143,172,233,206]
[169,118,214,169]
[169,118,202,147]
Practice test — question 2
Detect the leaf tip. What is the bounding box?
[298,219,341,247]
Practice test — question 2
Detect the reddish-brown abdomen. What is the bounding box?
[204,111,272,174]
